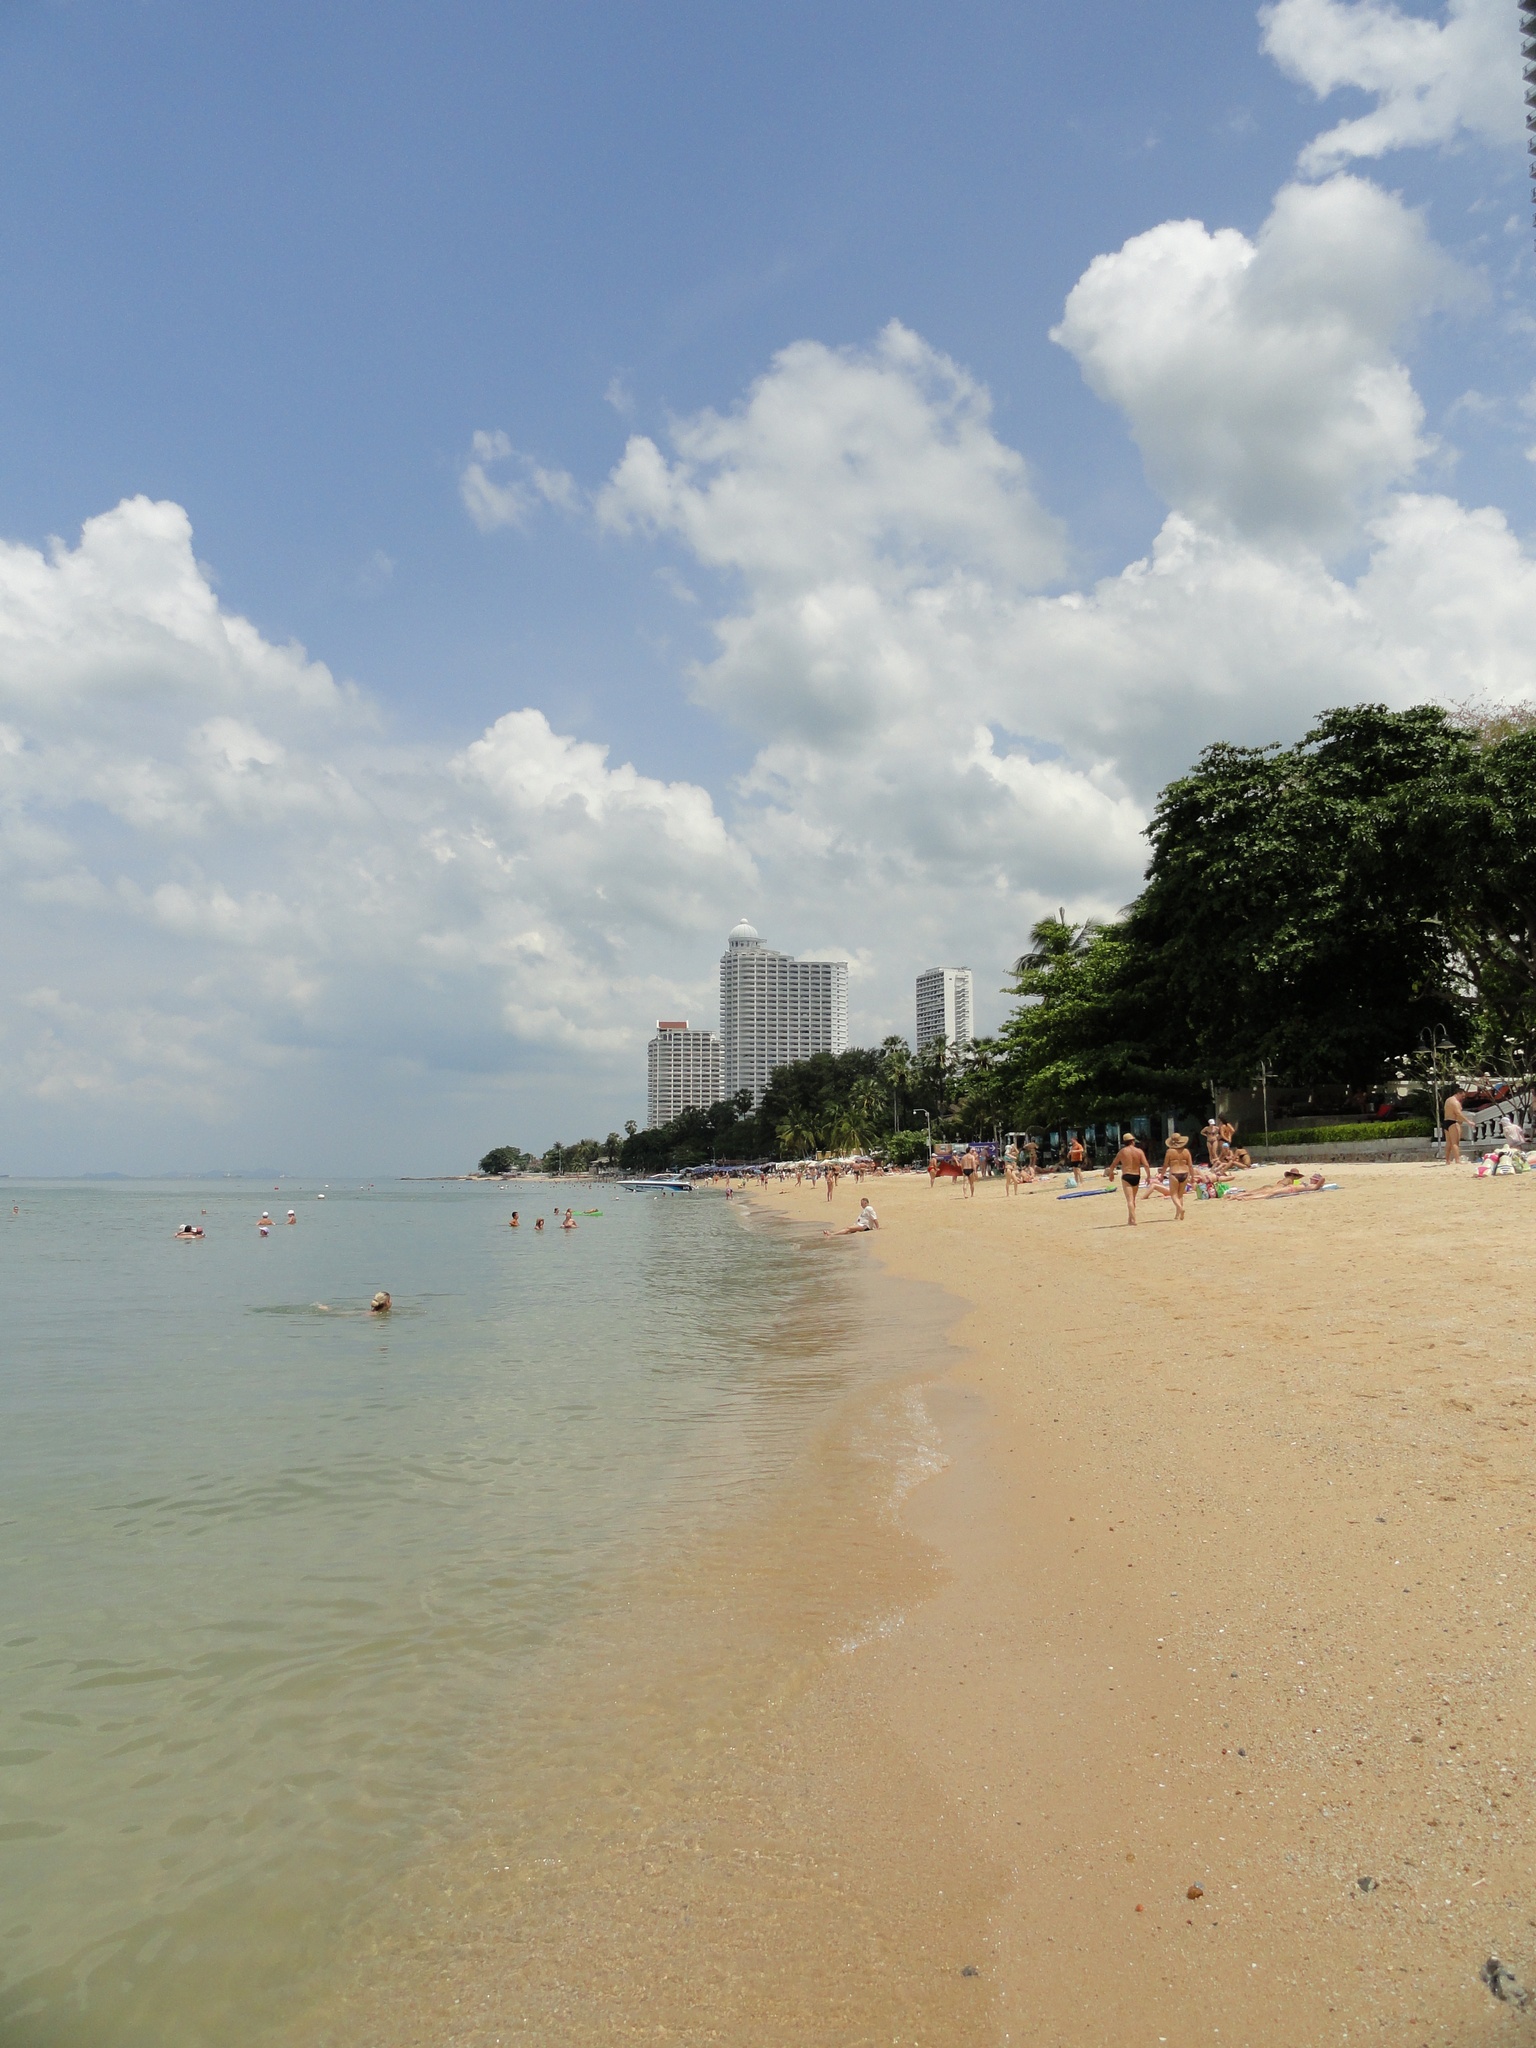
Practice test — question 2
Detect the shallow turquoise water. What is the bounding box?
[0,1178,868,2048]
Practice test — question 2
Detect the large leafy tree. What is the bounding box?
[1129,704,1471,1087]
[1450,718,1536,1064]
[998,917,1185,1128]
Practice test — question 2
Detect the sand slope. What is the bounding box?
[767,1162,1536,2046]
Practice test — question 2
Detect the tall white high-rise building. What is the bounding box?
[915,967,974,1052]
[646,1021,724,1129]
[719,920,849,1107]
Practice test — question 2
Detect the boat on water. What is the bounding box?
[615,1176,694,1194]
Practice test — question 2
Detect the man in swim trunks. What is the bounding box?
[1163,1130,1194,1219]
[1066,1135,1085,1187]
[1108,1135,1149,1225]
[1202,1118,1221,1167]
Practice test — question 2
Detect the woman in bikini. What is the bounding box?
[1163,1129,1194,1219]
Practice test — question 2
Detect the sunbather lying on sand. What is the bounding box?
[1223,1170,1329,1201]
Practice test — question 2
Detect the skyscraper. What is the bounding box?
[719,920,849,1107]
[646,1020,723,1129]
[915,967,974,1053]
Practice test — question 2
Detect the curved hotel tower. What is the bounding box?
[719,920,849,1107]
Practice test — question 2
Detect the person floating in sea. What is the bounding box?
[370,1291,392,1313]
[825,1163,839,1203]
[535,1217,545,1232]
[509,1211,520,1228]
[1108,1133,1149,1226]
[1163,1130,1194,1220]
[825,1196,879,1237]
[174,1222,205,1239]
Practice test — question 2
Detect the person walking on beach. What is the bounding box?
[1443,1090,1466,1165]
[960,1146,979,1196]
[1163,1130,1194,1220]
[1109,1134,1150,1226]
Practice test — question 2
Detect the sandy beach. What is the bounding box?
[306,1160,1536,2047]
[756,1158,1536,2045]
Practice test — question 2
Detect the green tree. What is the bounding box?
[1130,704,1470,1087]
[1449,719,1536,1064]
[478,1144,531,1175]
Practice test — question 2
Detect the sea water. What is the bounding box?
[0,1178,896,2048]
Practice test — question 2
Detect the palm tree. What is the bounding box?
[1014,910,1101,979]
[776,1113,817,1160]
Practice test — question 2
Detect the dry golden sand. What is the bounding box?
[312,1161,1536,2047]
[764,1159,1536,2046]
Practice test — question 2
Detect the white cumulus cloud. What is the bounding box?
[1051,176,1467,550]
[1260,0,1523,171]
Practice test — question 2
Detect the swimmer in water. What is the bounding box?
[370,1291,392,1313]
[535,1218,545,1232]
[174,1223,205,1239]
[562,1209,577,1230]
[509,1211,520,1227]
[287,1210,296,1224]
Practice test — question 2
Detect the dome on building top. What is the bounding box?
[727,917,760,946]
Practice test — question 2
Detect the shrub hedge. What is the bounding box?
[1256,1120,1435,1146]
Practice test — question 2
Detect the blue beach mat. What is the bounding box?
[1058,1186,1115,1199]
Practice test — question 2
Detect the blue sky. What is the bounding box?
[0,0,1531,1170]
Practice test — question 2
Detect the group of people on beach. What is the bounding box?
[1440,1088,1528,1165]
[1104,1131,1328,1224]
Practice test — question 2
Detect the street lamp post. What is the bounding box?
[1420,1024,1453,1137]
[918,1109,933,1160]
[1256,1060,1272,1149]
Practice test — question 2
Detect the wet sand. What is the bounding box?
[764,1159,1536,2045]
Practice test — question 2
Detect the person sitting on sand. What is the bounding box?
[509,1211,519,1227]
[562,1209,577,1230]
[370,1291,392,1313]
[1108,1134,1149,1225]
[825,1197,879,1237]
[1163,1130,1194,1220]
